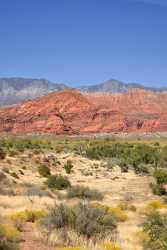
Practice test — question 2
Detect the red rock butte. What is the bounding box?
[0,88,167,135]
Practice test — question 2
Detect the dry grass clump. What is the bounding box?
[67,185,104,200]
[10,209,47,232]
[91,203,128,222]
[140,200,166,216]
[118,201,136,212]
[11,209,47,223]
[147,200,166,210]
[39,202,117,247]
[101,241,122,250]
[0,223,20,241]
[60,243,123,250]
[0,223,20,250]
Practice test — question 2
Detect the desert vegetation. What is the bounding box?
[0,135,167,250]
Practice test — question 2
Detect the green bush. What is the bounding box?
[38,165,51,177]
[67,185,104,200]
[85,143,157,172]
[46,175,71,190]
[142,210,167,249]
[64,160,73,174]
[153,169,167,185]
[42,202,117,239]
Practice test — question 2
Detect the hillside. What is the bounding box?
[0,88,167,135]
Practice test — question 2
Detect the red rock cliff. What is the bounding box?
[0,88,166,135]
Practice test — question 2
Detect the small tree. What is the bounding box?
[64,160,73,174]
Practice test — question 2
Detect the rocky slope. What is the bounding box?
[0,88,167,135]
[0,77,66,106]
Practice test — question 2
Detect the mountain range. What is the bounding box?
[0,78,66,106]
[0,77,166,106]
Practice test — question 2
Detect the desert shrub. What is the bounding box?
[85,143,158,174]
[136,231,150,249]
[150,183,166,196]
[86,143,154,162]
[91,203,128,222]
[107,207,128,222]
[105,159,114,170]
[64,160,74,174]
[0,147,6,160]
[147,200,166,210]
[142,210,167,249]
[134,163,150,174]
[46,175,71,190]
[42,202,117,240]
[0,224,20,241]
[38,165,51,177]
[101,241,122,250]
[1,137,55,154]
[104,158,119,170]
[151,169,167,196]
[118,202,136,212]
[0,224,20,250]
[119,160,129,173]
[11,209,47,225]
[153,169,167,185]
[67,185,104,200]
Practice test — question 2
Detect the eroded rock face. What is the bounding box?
[0,88,167,135]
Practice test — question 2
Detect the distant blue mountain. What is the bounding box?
[0,77,66,106]
[0,77,166,106]
[80,79,167,93]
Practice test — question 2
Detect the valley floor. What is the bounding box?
[0,148,164,250]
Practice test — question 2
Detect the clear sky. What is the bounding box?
[0,0,167,87]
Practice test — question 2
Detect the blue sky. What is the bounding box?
[0,0,167,87]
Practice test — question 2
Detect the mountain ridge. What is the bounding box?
[0,77,67,106]
[0,77,166,107]
[80,79,167,93]
[0,88,167,135]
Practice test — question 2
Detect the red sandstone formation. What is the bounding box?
[0,88,167,135]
